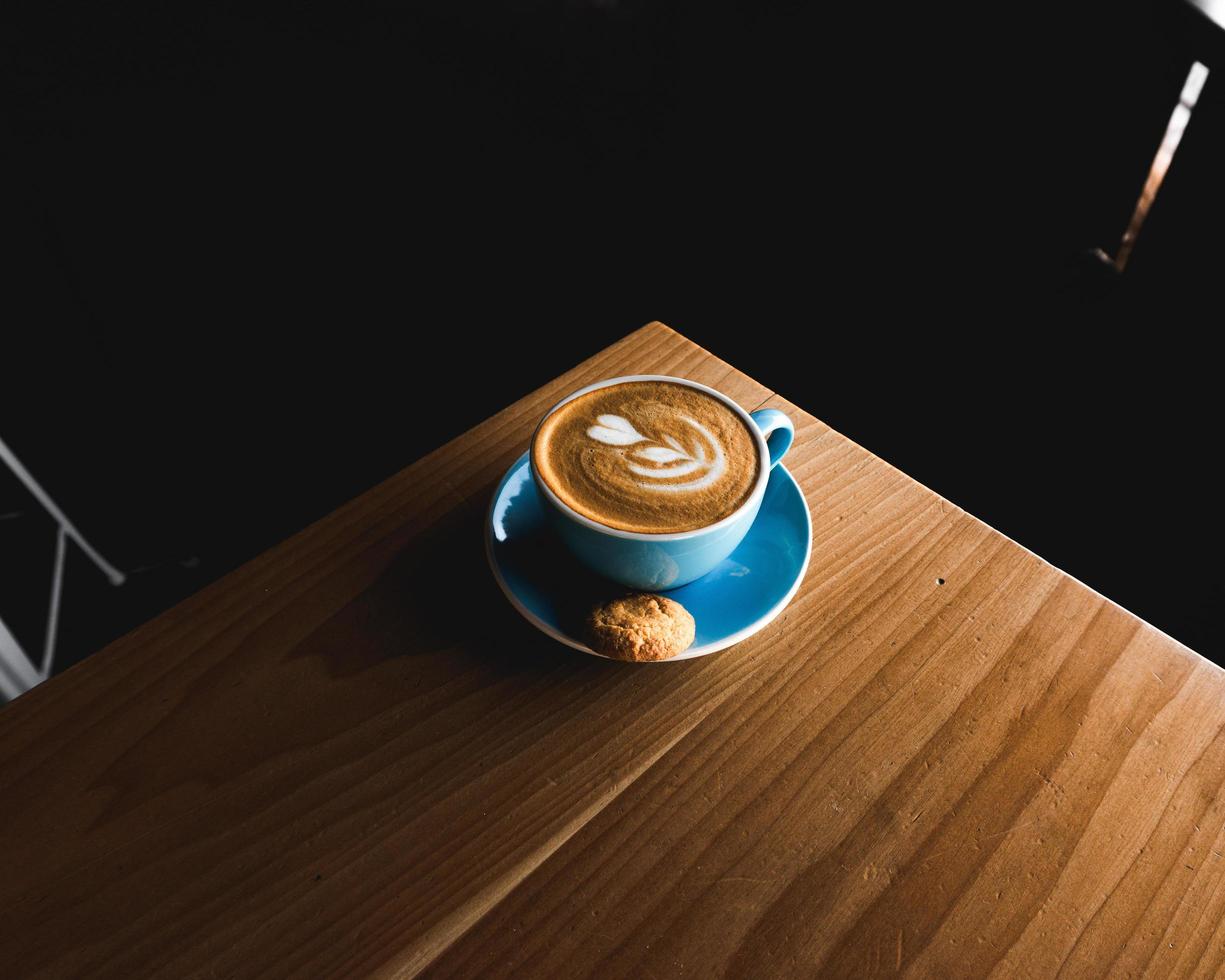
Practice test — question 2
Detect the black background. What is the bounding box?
[3,0,1221,675]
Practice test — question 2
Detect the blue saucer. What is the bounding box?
[485,453,811,661]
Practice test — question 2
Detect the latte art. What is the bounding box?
[586,414,727,493]
[532,380,760,534]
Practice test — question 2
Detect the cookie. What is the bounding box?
[585,594,695,662]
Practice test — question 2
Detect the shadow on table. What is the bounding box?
[283,477,727,772]
[399,500,582,667]
[306,492,622,679]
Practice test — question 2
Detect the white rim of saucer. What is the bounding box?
[528,374,775,542]
[484,454,812,662]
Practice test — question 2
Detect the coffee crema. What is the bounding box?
[532,380,760,534]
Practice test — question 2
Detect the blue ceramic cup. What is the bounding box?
[529,375,794,591]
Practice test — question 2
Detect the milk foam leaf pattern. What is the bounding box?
[587,412,729,495]
[635,447,689,464]
[585,414,648,446]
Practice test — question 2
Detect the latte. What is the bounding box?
[532,380,760,534]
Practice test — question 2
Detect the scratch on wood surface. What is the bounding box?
[1045,903,1082,931]
[925,820,1041,864]
[718,877,768,884]
[979,820,1040,843]
[896,928,903,969]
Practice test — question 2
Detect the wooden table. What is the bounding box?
[3,322,1223,979]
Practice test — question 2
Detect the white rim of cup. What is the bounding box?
[529,374,774,542]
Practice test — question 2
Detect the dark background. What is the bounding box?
[2,0,1221,680]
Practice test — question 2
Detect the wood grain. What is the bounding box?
[0,322,1220,979]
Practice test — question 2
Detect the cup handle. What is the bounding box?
[750,409,794,469]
